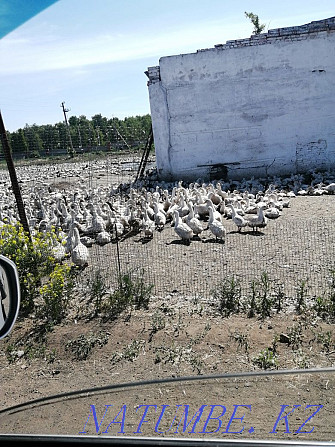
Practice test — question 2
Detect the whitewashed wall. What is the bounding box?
[147,18,335,181]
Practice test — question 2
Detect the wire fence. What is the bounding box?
[79,216,335,303]
[1,150,335,305]
[3,150,155,191]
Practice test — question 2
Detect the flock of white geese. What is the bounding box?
[1,161,335,267]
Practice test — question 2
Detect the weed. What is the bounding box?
[110,352,123,365]
[312,269,335,321]
[154,343,190,366]
[247,280,258,318]
[102,269,153,321]
[192,295,201,306]
[5,340,57,364]
[118,269,153,310]
[45,348,57,363]
[295,280,308,314]
[313,294,329,319]
[229,331,249,353]
[151,311,166,333]
[122,340,142,362]
[159,304,175,317]
[204,322,211,332]
[247,273,273,319]
[154,353,162,364]
[319,268,335,320]
[252,348,278,370]
[245,12,266,35]
[328,268,335,307]
[148,311,165,342]
[189,353,203,375]
[5,344,22,363]
[313,329,334,353]
[173,309,184,337]
[5,323,54,363]
[65,331,109,360]
[271,335,279,355]
[190,323,211,346]
[190,295,204,316]
[273,284,285,313]
[103,287,130,320]
[213,276,241,317]
[89,269,108,315]
[25,344,48,361]
[286,323,304,350]
[293,348,311,369]
[258,272,273,319]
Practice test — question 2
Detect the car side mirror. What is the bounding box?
[0,255,20,340]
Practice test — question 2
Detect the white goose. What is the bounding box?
[194,191,209,219]
[71,227,89,267]
[141,208,155,239]
[173,210,193,244]
[216,182,229,200]
[208,206,226,241]
[245,206,267,232]
[176,194,189,218]
[228,204,248,232]
[184,202,203,237]
[89,206,106,234]
[205,200,222,222]
[96,231,111,245]
[153,201,166,230]
[264,204,281,219]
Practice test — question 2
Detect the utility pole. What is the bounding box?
[60,101,75,157]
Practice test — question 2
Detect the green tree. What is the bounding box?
[6,113,152,155]
[74,115,91,149]
[23,124,44,157]
[91,113,108,132]
[39,124,57,155]
[245,12,266,35]
[10,128,29,156]
[54,122,68,151]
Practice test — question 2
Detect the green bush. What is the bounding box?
[38,263,74,324]
[246,272,273,319]
[103,269,153,320]
[119,270,152,310]
[258,272,273,319]
[313,269,335,321]
[89,269,108,316]
[212,276,241,317]
[0,224,72,319]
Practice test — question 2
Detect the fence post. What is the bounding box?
[0,112,32,242]
[114,223,121,277]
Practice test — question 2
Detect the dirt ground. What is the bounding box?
[0,194,335,442]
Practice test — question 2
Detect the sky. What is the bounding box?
[0,0,333,132]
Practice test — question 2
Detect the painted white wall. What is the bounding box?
[147,19,335,181]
